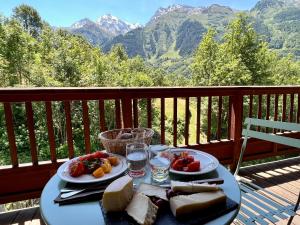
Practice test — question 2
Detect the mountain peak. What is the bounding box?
[71,18,94,29]
[96,14,141,36]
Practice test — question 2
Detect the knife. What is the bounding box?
[159,178,224,188]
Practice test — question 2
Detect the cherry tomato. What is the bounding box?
[68,161,85,177]
[93,151,109,159]
[187,160,200,172]
[172,158,185,171]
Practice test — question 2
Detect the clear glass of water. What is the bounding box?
[126,143,148,177]
[149,147,171,182]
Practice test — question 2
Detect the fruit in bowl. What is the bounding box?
[68,151,119,178]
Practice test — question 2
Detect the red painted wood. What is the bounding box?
[45,102,56,163]
[160,98,165,144]
[298,94,300,123]
[196,97,201,144]
[1,87,300,204]
[282,94,287,122]
[115,99,121,129]
[147,98,152,129]
[173,98,177,147]
[257,95,262,131]
[0,86,299,103]
[82,100,91,154]
[227,97,232,140]
[98,100,106,131]
[25,102,38,166]
[121,97,132,128]
[185,97,189,146]
[274,94,279,133]
[258,95,262,119]
[249,95,253,118]
[4,103,18,167]
[229,95,243,171]
[289,94,294,122]
[266,94,270,120]
[63,101,74,158]
[217,96,222,140]
[207,96,212,143]
[133,99,138,128]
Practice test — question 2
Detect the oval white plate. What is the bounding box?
[57,154,127,183]
[169,149,219,175]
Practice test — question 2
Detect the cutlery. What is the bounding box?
[60,189,88,198]
[60,188,85,193]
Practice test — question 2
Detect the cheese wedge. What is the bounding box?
[171,180,220,193]
[137,183,168,201]
[126,193,158,225]
[170,191,226,217]
[102,175,134,212]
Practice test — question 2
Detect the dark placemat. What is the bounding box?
[54,173,127,205]
[100,197,238,225]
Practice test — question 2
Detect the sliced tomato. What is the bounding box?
[186,156,194,163]
[92,151,109,159]
[79,153,93,161]
[172,159,185,171]
[69,161,85,177]
[187,160,200,172]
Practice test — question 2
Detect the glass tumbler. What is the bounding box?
[126,143,148,177]
[149,145,171,182]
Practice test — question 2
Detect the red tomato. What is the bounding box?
[172,159,185,171]
[187,161,200,172]
[69,161,85,177]
[186,156,194,163]
[79,154,93,161]
[92,151,109,159]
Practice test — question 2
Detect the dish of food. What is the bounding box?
[57,151,127,183]
[169,149,219,175]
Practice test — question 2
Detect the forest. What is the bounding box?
[0,5,299,166]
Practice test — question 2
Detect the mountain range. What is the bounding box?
[66,0,300,74]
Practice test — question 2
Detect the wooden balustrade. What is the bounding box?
[0,86,300,203]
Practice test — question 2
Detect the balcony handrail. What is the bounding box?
[0,86,299,203]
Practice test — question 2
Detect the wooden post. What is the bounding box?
[229,94,243,172]
[121,97,133,128]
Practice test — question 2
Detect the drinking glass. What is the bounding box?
[149,146,171,182]
[126,143,148,177]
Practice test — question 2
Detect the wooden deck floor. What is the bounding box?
[0,157,299,225]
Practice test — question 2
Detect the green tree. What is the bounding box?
[191,29,219,85]
[12,4,42,38]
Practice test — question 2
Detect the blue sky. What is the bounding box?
[0,0,259,27]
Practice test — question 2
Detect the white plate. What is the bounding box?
[57,154,127,183]
[169,149,219,175]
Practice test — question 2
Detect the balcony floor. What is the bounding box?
[1,157,299,225]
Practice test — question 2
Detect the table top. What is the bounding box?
[40,164,241,225]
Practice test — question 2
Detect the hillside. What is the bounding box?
[62,0,300,75]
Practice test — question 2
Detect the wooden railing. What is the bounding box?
[0,86,299,203]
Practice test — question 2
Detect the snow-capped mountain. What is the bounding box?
[150,4,196,22]
[96,14,141,36]
[71,18,95,29]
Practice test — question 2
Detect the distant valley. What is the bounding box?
[65,0,300,75]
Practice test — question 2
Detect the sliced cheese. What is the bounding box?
[170,191,226,217]
[171,180,220,193]
[137,183,168,201]
[102,175,134,212]
[126,193,158,225]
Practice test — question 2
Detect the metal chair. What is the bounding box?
[234,118,300,225]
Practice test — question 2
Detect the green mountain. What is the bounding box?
[103,1,300,62]
[103,4,236,60]
[250,0,300,57]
